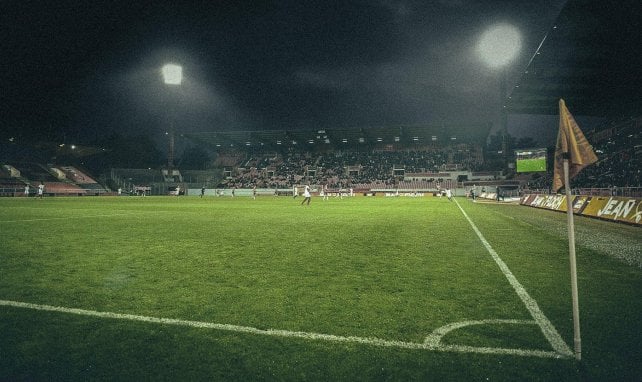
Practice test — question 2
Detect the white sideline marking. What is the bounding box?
[0,299,568,358]
[453,199,574,357]
[0,213,134,223]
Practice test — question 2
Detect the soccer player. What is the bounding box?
[445,188,452,201]
[301,185,311,206]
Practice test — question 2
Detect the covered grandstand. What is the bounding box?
[505,0,641,118]
[0,163,109,197]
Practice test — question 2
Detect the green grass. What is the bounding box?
[1,196,640,381]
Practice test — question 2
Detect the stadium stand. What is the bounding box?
[573,118,641,190]
[209,145,480,193]
[10,163,59,183]
[0,162,111,196]
[2,116,638,197]
[41,181,86,196]
[0,168,26,196]
[523,118,641,196]
[56,166,109,195]
[192,117,639,197]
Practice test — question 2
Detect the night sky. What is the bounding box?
[2,0,567,146]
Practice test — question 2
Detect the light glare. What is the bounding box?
[478,24,522,68]
[162,64,183,85]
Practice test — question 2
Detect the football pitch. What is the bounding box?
[1,196,640,381]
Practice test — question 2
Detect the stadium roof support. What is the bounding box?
[505,0,641,118]
[184,123,492,151]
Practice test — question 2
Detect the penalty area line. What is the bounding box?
[453,199,573,358]
[0,299,567,359]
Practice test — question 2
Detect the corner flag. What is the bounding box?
[553,99,598,361]
[552,99,598,192]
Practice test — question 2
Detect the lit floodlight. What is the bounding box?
[477,24,522,68]
[162,64,183,85]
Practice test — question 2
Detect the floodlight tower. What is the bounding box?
[477,24,522,164]
[162,64,182,169]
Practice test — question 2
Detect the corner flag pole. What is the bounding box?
[554,99,596,360]
[563,154,581,360]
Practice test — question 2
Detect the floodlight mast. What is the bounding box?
[162,64,182,169]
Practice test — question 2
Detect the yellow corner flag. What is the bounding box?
[552,99,598,192]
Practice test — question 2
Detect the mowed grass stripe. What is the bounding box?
[1,197,533,345]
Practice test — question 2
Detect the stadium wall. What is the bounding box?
[186,188,445,197]
[520,194,642,226]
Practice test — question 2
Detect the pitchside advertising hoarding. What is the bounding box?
[520,194,642,226]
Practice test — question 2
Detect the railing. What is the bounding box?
[0,186,25,197]
[575,187,642,197]
[0,185,112,197]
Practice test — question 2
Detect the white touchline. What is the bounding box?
[453,199,574,357]
[0,213,135,223]
[1,299,567,359]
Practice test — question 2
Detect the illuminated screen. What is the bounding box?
[515,148,547,173]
